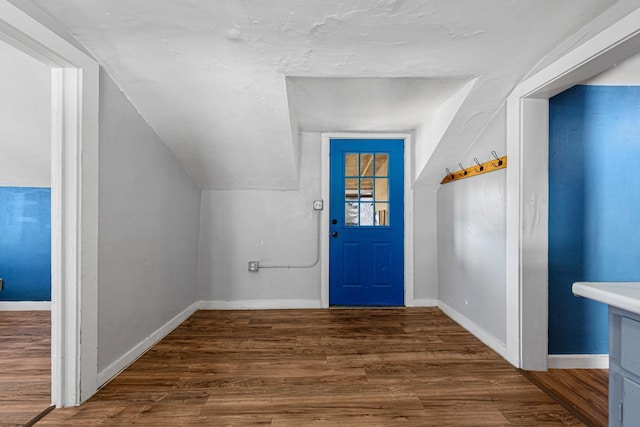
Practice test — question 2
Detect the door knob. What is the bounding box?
[331,231,339,239]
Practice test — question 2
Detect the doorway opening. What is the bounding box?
[0,37,52,423]
[0,0,100,406]
[506,10,640,370]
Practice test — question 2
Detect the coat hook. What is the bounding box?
[491,150,503,166]
[446,168,454,179]
[458,163,468,176]
[473,157,484,172]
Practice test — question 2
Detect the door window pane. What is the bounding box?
[345,153,358,177]
[375,203,389,226]
[360,200,374,226]
[375,154,388,177]
[360,153,374,176]
[360,178,373,200]
[341,151,391,227]
[345,179,358,200]
[345,203,358,226]
[375,178,389,202]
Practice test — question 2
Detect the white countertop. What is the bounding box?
[573,282,640,315]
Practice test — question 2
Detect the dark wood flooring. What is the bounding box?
[38,308,584,426]
[522,368,608,427]
[0,310,51,427]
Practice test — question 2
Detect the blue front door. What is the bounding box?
[329,139,404,306]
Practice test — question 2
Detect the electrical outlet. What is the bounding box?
[248,261,259,272]
[313,200,324,211]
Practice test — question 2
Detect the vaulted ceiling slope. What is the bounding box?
[28,0,617,190]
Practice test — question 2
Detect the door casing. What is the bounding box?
[0,1,100,406]
[506,8,640,370]
[320,133,414,308]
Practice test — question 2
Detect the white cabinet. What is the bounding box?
[572,282,640,426]
[610,307,640,427]
[622,377,640,427]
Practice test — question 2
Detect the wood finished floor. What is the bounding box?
[38,308,583,426]
[0,310,51,427]
[522,369,608,427]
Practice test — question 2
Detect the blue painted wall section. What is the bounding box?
[549,85,640,354]
[0,187,51,301]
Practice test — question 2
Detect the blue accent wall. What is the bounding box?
[0,187,51,301]
[549,85,640,354]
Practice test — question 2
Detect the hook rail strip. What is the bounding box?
[441,155,507,184]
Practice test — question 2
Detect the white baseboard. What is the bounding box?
[198,299,322,310]
[547,354,609,369]
[410,298,438,307]
[437,301,509,361]
[97,301,199,387]
[0,301,51,311]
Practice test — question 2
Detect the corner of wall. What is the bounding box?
[413,78,478,182]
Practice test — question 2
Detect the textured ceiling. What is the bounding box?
[287,77,470,132]
[28,0,618,189]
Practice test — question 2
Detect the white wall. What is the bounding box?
[97,69,201,373]
[0,39,50,187]
[198,131,436,306]
[412,185,438,302]
[583,51,640,85]
[436,106,507,345]
[413,80,475,182]
[198,132,322,305]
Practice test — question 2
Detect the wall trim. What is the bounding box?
[97,302,198,388]
[411,298,438,307]
[438,301,508,361]
[547,354,609,369]
[320,132,414,308]
[0,301,51,311]
[198,299,322,310]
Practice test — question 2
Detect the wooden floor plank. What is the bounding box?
[522,368,608,427]
[38,308,585,426]
[0,310,51,427]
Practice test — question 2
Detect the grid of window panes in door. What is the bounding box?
[344,152,390,226]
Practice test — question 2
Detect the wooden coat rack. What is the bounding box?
[441,152,507,184]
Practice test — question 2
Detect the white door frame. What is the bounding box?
[506,8,640,369]
[320,132,414,308]
[0,1,99,405]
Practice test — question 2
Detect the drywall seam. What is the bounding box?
[198,300,322,310]
[96,301,198,388]
[438,300,508,361]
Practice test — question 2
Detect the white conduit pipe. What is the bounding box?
[259,209,321,269]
